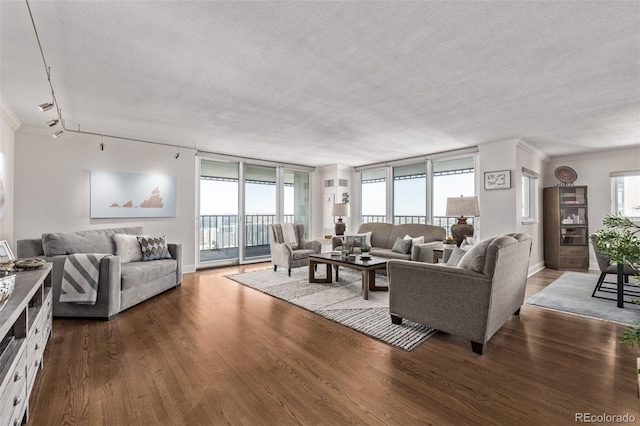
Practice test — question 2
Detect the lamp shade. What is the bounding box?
[446,196,480,218]
[331,203,350,217]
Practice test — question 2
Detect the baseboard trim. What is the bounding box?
[528,261,545,277]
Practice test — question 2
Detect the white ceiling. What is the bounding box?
[1,1,639,167]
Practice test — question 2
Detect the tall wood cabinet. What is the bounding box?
[543,186,589,269]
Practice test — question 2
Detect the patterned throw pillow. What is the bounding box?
[136,236,172,261]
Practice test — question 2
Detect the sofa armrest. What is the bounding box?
[17,238,44,258]
[101,255,123,318]
[303,240,322,253]
[270,242,293,268]
[168,243,183,285]
[331,236,344,250]
[411,241,443,262]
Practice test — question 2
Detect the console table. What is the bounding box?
[0,264,53,426]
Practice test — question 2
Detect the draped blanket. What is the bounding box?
[59,254,109,304]
[282,223,298,249]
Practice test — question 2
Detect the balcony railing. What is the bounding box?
[200,214,294,251]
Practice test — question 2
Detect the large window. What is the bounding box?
[611,170,640,221]
[393,163,426,224]
[361,169,387,223]
[432,157,476,234]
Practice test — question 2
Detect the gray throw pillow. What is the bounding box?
[457,237,494,274]
[113,234,143,263]
[446,246,468,267]
[391,237,412,254]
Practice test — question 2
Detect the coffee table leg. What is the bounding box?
[308,259,316,282]
[362,271,369,300]
[325,263,331,282]
[335,265,339,282]
[309,260,332,284]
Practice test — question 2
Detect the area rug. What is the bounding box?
[525,271,640,325]
[225,267,437,351]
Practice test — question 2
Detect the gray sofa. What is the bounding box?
[387,233,532,354]
[332,222,446,262]
[16,227,182,319]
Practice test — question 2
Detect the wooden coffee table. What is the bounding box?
[308,253,388,300]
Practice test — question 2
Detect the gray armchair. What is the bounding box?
[387,233,532,355]
[268,223,321,276]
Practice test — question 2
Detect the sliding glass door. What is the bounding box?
[284,169,310,238]
[199,159,239,263]
[243,165,277,260]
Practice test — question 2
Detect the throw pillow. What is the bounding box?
[136,236,173,261]
[113,234,143,263]
[404,234,425,245]
[446,246,469,267]
[391,237,412,254]
[344,231,372,247]
[457,237,493,274]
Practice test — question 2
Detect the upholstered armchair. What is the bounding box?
[387,233,532,355]
[268,223,322,276]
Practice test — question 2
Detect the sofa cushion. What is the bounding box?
[357,223,394,249]
[292,249,317,260]
[42,227,143,256]
[392,237,412,254]
[137,236,173,261]
[121,259,177,291]
[370,248,411,260]
[113,234,143,263]
[404,234,425,245]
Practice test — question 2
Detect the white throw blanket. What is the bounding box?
[281,223,298,249]
[59,253,109,305]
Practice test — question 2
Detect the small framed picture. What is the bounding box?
[484,170,511,190]
[0,240,14,263]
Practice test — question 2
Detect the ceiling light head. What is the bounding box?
[175,152,180,159]
[47,119,59,127]
[53,130,63,138]
[39,102,53,111]
[100,142,105,151]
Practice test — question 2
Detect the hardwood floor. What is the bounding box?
[28,265,640,425]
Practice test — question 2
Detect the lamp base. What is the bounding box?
[451,218,473,247]
[335,218,346,236]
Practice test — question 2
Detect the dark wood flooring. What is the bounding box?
[27,265,640,425]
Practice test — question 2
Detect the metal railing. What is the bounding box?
[200,214,294,251]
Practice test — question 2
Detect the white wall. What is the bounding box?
[14,128,197,272]
[0,96,20,249]
[544,146,640,269]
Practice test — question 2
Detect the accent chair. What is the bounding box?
[268,223,321,276]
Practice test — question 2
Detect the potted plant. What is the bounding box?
[360,245,371,258]
[443,236,456,245]
[590,212,640,395]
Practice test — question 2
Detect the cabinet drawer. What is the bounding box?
[0,347,27,426]
[560,256,589,268]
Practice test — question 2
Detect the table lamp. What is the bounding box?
[446,196,480,246]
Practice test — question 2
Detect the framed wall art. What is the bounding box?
[90,170,177,218]
[484,170,511,190]
[0,240,14,263]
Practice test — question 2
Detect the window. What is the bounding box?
[611,171,640,221]
[361,169,387,223]
[522,168,539,223]
[432,157,476,234]
[393,163,426,224]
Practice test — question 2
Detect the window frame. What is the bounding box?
[521,167,539,224]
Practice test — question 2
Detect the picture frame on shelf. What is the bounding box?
[484,170,511,190]
[0,240,14,263]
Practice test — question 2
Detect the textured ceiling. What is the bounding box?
[1,1,639,167]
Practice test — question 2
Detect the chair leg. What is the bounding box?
[274,265,277,272]
[288,269,291,277]
[471,341,484,355]
[592,272,607,297]
[391,314,402,325]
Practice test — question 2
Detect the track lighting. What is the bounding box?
[39,102,53,111]
[53,130,63,138]
[175,152,180,159]
[47,119,59,127]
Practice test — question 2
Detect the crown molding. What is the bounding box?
[546,146,640,163]
[517,138,549,161]
[0,96,22,131]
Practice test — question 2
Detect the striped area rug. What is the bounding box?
[226,266,437,351]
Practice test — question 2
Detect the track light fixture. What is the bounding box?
[53,130,63,138]
[100,142,105,151]
[47,119,59,127]
[175,147,181,159]
[39,102,53,111]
